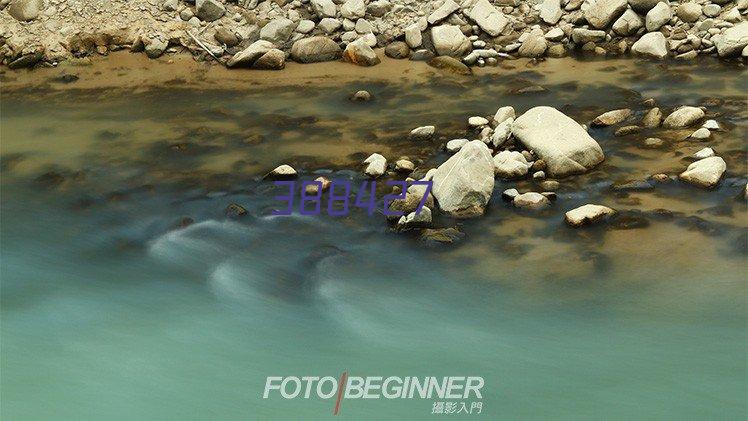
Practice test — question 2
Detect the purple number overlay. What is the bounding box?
[272,179,432,217]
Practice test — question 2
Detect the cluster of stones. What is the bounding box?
[1,0,746,69]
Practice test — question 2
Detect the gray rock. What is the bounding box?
[432,140,495,217]
[493,150,530,179]
[715,22,748,57]
[385,41,410,59]
[227,40,275,67]
[311,0,337,18]
[196,0,225,22]
[540,0,563,24]
[690,127,710,140]
[396,207,432,230]
[431,25,472,57]
[512,106,605,177]
[343,38,381,66]
[518,31,548,57]
[612,9,644,36]
[260,18,296,44]
[8,0,43,21]
[215,28,240,47]
[693,147,715,159]
[565,204,616,227]
[628,0,661,13]
[663,106,705,128]
[253,48,285,70]
[409,126,435,140]
[363,153,387,178]
[490,118,513,147]
[465,0,509,37]
[296,20,316,34]
[405,23,423,48]
[676,2,702,23]
[428,0,460,24]
[641,107,662,127]
[632,32,668,59]
[513,192,551,209]
[493,106,515,126]
[584,0,628,29]
[266,164,297,179]
[318,18,343,34]
[679,156,726,188]
[446,138,469,153]
[646,2,671,32]
[145,38,168,58]
[340,0,366,19]
[571,28,607,43]
[290,36,342,63]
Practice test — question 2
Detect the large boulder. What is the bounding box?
[227,40,275,67]
[431,25,472,57]
[260,18,296,44]
[511,106,605,177]
[715,22,748,57]
[8,0,43,21]
[679,156,726,188]
[465,0,509,37]
[343,38,381,66]
[646,2,671,32]
[663,106,704,128]
[631,32,668,59]
[432,140,495,218]
[290,37,342,63]
[195,0,225,22]
[584,0,628,29]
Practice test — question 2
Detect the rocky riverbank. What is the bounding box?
[1,0,747,69]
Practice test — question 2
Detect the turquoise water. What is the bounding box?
[1,58,747,419]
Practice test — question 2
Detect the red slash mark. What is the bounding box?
[333,371,347,415]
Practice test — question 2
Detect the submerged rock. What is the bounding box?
[427,56,472,75]
[679,156,726,188]
[266,164,298,179]
[592,108,632,126]
[409,126,435,140]
[511,106,604,177]
[432,140,495,218]
[420,227,465,244]
[565,204,616,227]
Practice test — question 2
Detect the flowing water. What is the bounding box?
[1,54,747,420]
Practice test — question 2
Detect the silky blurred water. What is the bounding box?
[1,58,747,420]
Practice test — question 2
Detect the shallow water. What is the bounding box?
[1,56,747,420]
